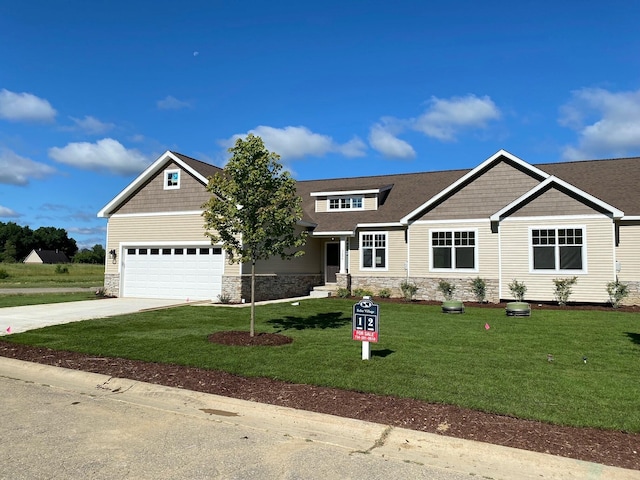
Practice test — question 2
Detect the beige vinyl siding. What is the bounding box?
[314,194,377,213]
[316,198,328,213]
[616,221,640,283]
[417,160,540,221]
[512,188,598,217]
[246,234,323,275]
[114,161,210,214]
[408,221,499,278]
[499,217,614,303]
[349,228,406,277]
[364,195,377,210]
[105,213,240,276]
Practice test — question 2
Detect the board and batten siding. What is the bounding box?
[349,228,407,277]
[416,160,540,221]
[499,217,615,303]
[105,214,240,277]
[408,221,499,279]
[616,222,640,283]
[114,162,211,215]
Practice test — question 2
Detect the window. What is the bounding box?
[431,230,476,270]
[164,169,180,190]
[532,227,584,271]
[150,248,160,255]
[162,248,171,255]
[200,248,210,254]
[328,196,364,210]
[361,233,387,269]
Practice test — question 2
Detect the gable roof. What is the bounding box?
[97,151,222,218]
[25,249,70,264]
[98,149,640,228]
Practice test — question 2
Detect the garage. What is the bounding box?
[122,246,224,301]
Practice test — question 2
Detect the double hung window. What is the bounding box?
[329,196,363,210]
[531,228,584,271]
[361,233,387,269]
[431,230,476,270]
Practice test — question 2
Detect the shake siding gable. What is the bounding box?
[511,187,603,217]
[114,162,210,215]
[416,160,540,221]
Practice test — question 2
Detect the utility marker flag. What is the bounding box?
[6,326,11,334]
[485,323,490,330]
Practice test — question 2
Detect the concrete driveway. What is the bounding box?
[0,297,185,335]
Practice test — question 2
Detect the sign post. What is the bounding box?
[352,296,379,360]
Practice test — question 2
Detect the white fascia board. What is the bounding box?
[311,231,354,237]
[97,151,210,218]
[357,222,404,228]
[490,176,624,221]
[400,149,550,224]
[310,187,389,197]
[620,216,640,221]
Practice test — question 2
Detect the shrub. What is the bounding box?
[437,280,455,301]
[55,265,69,274]
[0,268,9,279]
[377,288,391,298]
[336,287,351,298]
[553,276,577,306]
[400,281,418,302]
[470,277,487,303]
[353,287,374,298]
[508,279,527,302]
[606,279,629,308]
[217,293,232,304]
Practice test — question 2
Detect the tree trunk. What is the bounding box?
[250,259,256,337]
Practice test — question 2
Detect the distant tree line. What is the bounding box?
[0,221,89,263]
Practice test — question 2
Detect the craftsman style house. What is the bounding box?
[98,149,640,305]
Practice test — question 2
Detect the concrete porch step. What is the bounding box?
[310,284,338,298]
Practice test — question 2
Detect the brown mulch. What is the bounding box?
[1,329,638,471]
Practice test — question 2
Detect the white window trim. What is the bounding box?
[528,225,588,274]
[164,169,181,190]
[328,195,365,211]
[429,228,479,273]
[359,231,389,271]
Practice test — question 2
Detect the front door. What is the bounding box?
[325,243,340,283]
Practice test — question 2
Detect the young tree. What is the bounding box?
[202,134,307,336]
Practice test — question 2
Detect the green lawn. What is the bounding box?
[0,263,103,288]
[4,298,639,432]
[0,292,101,307]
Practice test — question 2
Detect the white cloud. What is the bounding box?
[412,94,501,141]
[0,89,57,122]
[559,88,640,160]
[369,123,416,159]
[68,115,115,135]
[157,95,191,110]
[48,138,151,175]
[0,205,20,218]
[221,126,366,160]
[0,148,56,185]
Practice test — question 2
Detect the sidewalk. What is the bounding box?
[0,356,636,480]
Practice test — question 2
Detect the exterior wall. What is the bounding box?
[349,227,407,278]
[245,232,323,275]
[114,161,210,215]
[499,216,615,303]
[615,221,640,305]
[417,160,540,221]
[222,274,323,302]
[23,251,43,264]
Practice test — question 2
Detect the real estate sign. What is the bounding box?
[352,299,379,343]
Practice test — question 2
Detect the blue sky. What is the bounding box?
[1,0,639,249]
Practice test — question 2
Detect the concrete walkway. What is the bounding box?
[0,357,636,480]
[0,297,188,335]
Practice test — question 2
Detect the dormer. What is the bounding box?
[310,185,393,213]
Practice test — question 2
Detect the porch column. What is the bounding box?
[339,236,347,274]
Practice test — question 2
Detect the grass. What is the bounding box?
[0,263,103,288]
[4,298,640,432]
[0,292,101,307]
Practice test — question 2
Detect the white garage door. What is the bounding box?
[122,246,223,301]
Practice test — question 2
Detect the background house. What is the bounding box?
[23,249,70,264]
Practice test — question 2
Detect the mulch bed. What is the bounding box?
[1,331,638,470]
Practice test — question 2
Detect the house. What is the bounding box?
[23,249,70,264]
[98,149,640,305]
